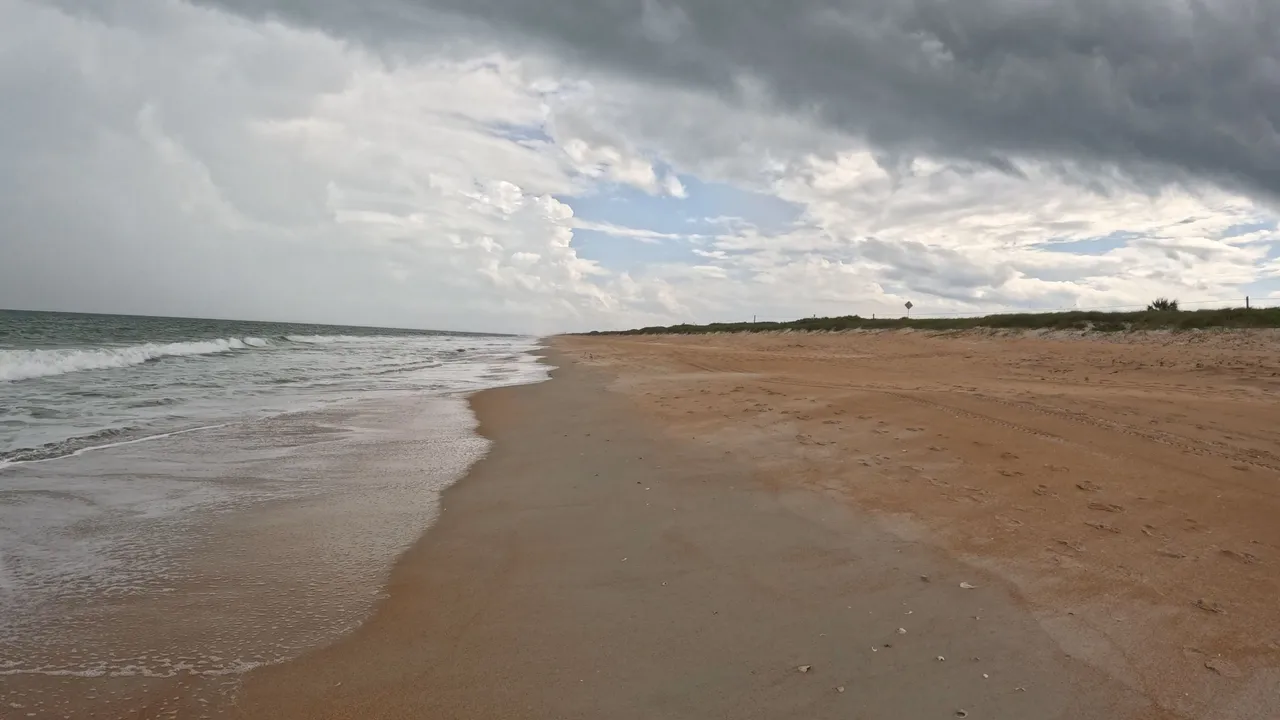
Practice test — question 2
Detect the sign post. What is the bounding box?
[904,301,913,318]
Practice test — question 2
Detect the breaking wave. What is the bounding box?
[0,424,226,468]
[0,339,260,382]
[284,335,397,344]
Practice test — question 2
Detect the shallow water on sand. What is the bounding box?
[0,311,548,717]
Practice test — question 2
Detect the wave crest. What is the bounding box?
[0,423,226,467]
[284,335,375,344]
[0,339,252,382]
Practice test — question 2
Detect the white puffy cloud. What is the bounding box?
[0,0,696,333]
[629,147,1279,323]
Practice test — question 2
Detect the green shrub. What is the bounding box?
[587,305,1280,336]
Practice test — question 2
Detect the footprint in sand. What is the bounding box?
[1219,549,1261,565]
[1075,480,1102,492]
[1085,521,1122,533]
[1205,658,1242,678]
[1087,501,1125,513]
[1033,485,1058,498]
[1001,452,1020,460]
[1194,598,1227,614]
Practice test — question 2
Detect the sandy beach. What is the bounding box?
[553,330,1280,718]
[220,332,1280,720]
[40,330,1277,717]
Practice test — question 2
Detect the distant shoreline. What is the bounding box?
[0,307,512,338]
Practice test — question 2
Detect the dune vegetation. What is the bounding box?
[591,304,1280,335]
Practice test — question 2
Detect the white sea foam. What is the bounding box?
[285,334,403,344]
[0,339,252,382]
[0,657,267,678]
[0,332,551,713]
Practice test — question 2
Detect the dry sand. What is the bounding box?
[221,337,1238,719]
[555,330,1280,719]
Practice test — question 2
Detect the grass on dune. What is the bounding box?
[586,306,1280,336]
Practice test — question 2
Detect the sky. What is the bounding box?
[2,0,1279,334]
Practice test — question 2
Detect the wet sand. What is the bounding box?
[228,343,1173,719]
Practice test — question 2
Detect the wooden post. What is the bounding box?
[1246,296,1250,309]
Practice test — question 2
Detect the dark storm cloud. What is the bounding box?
[194,0,1280,198]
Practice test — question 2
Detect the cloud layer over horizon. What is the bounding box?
[4,0,1280,333]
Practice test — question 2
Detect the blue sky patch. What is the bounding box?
[1033,231,1138,255]
[564,174,801,237]
[1240,276,1280,302]
[1222,219,1278,238]
[570,227,703,271]
[562,174,801,273]
[484,122,553,147]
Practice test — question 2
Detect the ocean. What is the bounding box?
[0,310,548,716]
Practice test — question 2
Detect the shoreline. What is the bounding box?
[0,392,495,719]
[226,343,1160,719]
